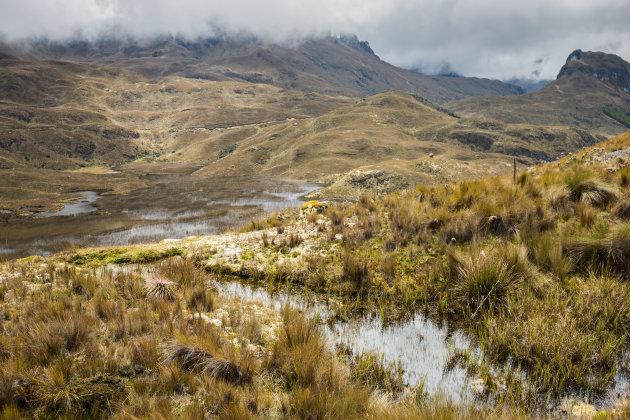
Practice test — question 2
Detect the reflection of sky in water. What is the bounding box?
[216,279,630,412]
[92,218,230,246]
[332,315,471,399]
[122,209,208,220]
[117,183,319,222]
[222,187,318,213]
[94,186,320,246]
[37,191,101,216]
[218,280,474,402]
[11,182,319,258]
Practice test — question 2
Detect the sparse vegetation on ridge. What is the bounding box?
[604,107,630,129]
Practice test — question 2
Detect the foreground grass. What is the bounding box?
[6,131,630,417]
[0,257,533,419]
[194,131,630,412]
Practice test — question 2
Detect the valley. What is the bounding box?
[2,33,630,419]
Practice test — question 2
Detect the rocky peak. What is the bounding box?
[557,49,630,93]
[335,34,376,56]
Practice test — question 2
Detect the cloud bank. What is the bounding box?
[1,0,629,80]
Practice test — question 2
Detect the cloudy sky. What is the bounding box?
[1,0,628,80]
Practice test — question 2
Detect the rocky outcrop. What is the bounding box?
[307,169,410,199]
[557,49,630,92]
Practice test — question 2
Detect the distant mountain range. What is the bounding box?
[1,35,627,184]
[0,51,601,182]
[2,34,523,103]
[446,50,630,135]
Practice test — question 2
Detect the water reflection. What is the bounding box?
[2,178,320,259]
[218,280,474,401]
[37,191,101,216]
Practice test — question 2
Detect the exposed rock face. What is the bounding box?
[557,49,630,92]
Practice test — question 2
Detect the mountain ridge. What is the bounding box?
[2,34,523,103]
[445,50,630,135]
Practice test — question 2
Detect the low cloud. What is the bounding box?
[1,0,629,80]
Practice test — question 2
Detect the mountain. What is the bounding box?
[4,34,523,103]
[0,53,351,169]
[188,90,602,183]
[446,50,630,135]
[557,49,630,91]
[0,50,600,181]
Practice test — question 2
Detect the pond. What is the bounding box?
[215,278,630,414]
[0,176,320,260]
[37,191,101,216]
[217,280,476,402]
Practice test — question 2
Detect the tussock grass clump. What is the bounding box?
[448,247,521,315]
[158,257,205,287]
[440,215,477,244]
[348,351,406,395]
[381,252,397,279]
[284,232,303,248]
[612,198,630,219]
[480,274,630,394]
[523,231,572,281]
[163,342,242,383]
[577,202,597,227]
[144,276,176,300]
[17,359,125,418]
[186,285,215,312]
[237,212,284,233]
[564,223,630,276]
[26,315,95,365]
[328,207,345,227]
[564,170,618,207]
[342,247,369,291]
[266,307,372,419]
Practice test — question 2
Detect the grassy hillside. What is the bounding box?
[604,107,630,129]
[0,54,351,170]
[446,51,630,135]
[191,91,603,183]
[0,53,603,216]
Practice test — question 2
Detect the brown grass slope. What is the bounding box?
[0,54,351,169]
[7,35,523,103]
[446,50,630,135]
[191,91,603,182]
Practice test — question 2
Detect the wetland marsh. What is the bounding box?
[0,163,319,260]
